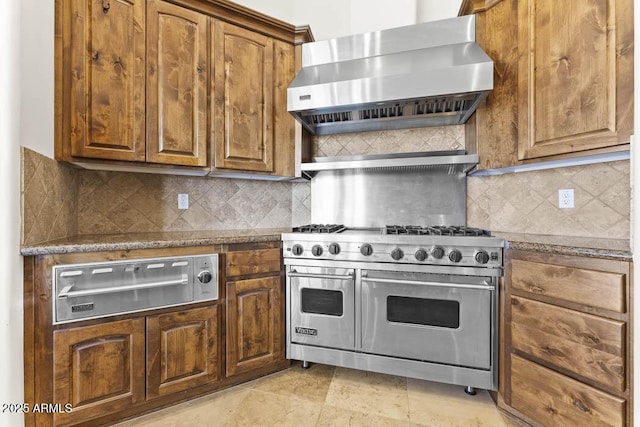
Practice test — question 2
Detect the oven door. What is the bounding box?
[361,270,494,369]
[288,266,355,350]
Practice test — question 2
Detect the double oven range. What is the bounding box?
[283,224,504,392]
[283,151,505,391]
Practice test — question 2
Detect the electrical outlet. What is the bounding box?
[178,194,189,210]
[558,189,574,209]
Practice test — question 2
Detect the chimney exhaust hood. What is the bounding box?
[287,15,493,135]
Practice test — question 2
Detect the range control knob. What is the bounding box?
[431,246,445,259]
[292,244,304,256]
[311,245,324,257]
[448,249,463,263]
[475,250,490,264]
[360,244,373,256]
[328,243,341,255]
[414,249,428,261]
[197,270,213,284]
[391,248,404,261]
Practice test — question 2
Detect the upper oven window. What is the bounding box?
[301,288,344,316]
[387,296,459,328]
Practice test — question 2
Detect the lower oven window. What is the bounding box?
[301,288,343,316]
[387,296,459,328]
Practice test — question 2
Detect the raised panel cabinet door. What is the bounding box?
[146,0,209,166]
[68,0,146,161]
[146,306,221,399]
[517,0,633,160]
[226,276,284,377]
[213,21,274,172]
[52,318,146,426]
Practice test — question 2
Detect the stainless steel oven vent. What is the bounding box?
[413,96,475,116]
[359,105,404,120]
[310,111,353,124]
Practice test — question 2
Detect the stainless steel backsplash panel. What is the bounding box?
[310,167,466,226]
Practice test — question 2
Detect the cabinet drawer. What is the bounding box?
[511,296,625,391]
[226,248,281,277]
[511,355,625,427]
[511,259,626,312]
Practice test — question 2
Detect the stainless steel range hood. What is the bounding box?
[287,15,493,135]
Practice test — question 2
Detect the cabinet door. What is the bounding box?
[517,0,633,160]
[68,0,146,161]
[213,21,274,172]
[273,40,297,177]
[226,276,284,377]
[146,0,209,166]
[53,318,146,426]
[146,306,221,399]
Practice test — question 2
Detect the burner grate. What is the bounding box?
[294,224,346,233]
[384,225,490,237]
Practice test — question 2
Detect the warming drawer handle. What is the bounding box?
[57,274,189,299]
[288,271,354,281]
[361,276,494,291]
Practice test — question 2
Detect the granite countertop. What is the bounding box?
[22,228,633,261]
[20,228,292,256]
[495,232,632,261]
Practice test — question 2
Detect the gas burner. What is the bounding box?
[293,224,346,233]
[384,225,490,237]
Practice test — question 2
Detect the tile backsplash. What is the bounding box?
[21,148,78,246]
[312,126,465,157]
[467,161,630,239]
[77,171,297,234]
[21,147,311,244]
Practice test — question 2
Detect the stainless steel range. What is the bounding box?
[282,152,505,394]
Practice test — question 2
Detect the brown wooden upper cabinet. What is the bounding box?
[213,22,274,173]
[146,0,209,167]
[56,0,312,177]
[64,0,147,162]
[461,0,633,169]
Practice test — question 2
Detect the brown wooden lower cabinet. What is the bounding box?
[52,318,146,426]
[146,306,221,399]
[503,249,632,427]
[25,243,288,427]
[226,275,284,377]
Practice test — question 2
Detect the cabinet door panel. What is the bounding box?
[53,318,145,425]
[226,276,283,376]
[226,248,281,277]
[214,21,274,172]
[511,258,626,312]
[511,296,625,391]
[511,355,625,427]
[146,306,220,399]
[273,40,296,177]
[69,0,146,161]
[147,0,209,166]
[517,0,633,159]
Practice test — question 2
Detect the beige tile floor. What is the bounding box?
[114,363,519,427]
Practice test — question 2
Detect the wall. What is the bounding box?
[20,0,54,158]
[1,0,24,425]
[416,0,463,22]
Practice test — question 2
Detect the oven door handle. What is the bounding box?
[288,271,354,281]
[57,274,190,299]
[361,276,494,291]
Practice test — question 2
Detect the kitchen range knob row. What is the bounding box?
[291,242,491,264]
